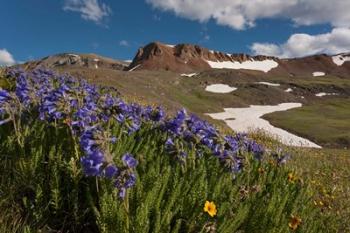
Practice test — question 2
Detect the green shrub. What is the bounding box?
[0,69,332,232]
[0,119,328,233]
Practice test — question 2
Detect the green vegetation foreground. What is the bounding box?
[0,69,338,232]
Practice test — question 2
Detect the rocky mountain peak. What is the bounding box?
[127,41,280,72]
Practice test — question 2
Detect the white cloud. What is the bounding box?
[0,49,15,66]
[146,0,350,30]
[63,0,112,24]
[119,40,129,47]
[251,28,350,58]
[250,43,282,57]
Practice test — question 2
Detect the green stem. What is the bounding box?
[124,191,130,232]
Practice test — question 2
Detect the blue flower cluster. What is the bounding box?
[0,89,12,113]
[0,89,13,125]
[163,110,265,173]
[0,68,273,196]
[1,69,151,197]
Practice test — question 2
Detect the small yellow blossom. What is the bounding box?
[319,200,324,206]
[203,201,217,217]
[288,214,302,231]
[258,167,265,174]
[288,172,298,183]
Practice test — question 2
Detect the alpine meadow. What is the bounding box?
[1,0,350,232]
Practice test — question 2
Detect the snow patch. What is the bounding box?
[166,44,175,48]
[205,84,237,93]
[128,64,141,72]
[257,82,280,87]
[93,58,99,62]
[67,54,79,57]
[315,92,338,97]
[285,88,293,92]
[95,64,98,69]
[207,103,321,148]
[206,59,278,73]
[180,73,198,77]
[313,71,325,77]
[332,54,350,66]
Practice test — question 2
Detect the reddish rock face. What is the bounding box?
[21,41,350,77]
[128,42,208,72]
[127,42,350,76]
[127,42,278,72]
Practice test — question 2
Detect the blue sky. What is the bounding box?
[1,0,349,65]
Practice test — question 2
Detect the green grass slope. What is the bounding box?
[0,68,337,232]
[264,98,350,148]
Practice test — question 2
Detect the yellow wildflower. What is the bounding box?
[288,172,297,183]
[203,201,217,217]
[288,214,302,231]
[319,200,324,206]
[258,167,265,174]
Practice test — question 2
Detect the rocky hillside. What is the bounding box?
[128,42,277,72]
[4,42,350,148]
[127,42,350,77]
[18,42,350,78]
[21,53,129,71]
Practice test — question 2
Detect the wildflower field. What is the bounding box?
[0,69,343,232]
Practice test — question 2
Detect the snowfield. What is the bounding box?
[332,54,350,66]
[128,64,141,72]
[180,73,198,77]
[312,72,325,77]
[206,59,278,73]
[67,54,79,57]
[93,59,99,69]
[205,84,237,93]
[315,92,338,97]
[256,82,280,87]
[207,103,322,148]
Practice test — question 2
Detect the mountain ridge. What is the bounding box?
[21,53,129,71]
[17,41,350,77]
[127,41,350,75]
[128,41,278,72]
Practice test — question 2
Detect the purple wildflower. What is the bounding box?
[122,153,138,168]
[104,165,119,179]
[125,173,136,188]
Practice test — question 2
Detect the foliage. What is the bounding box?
[0,69,331,232]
